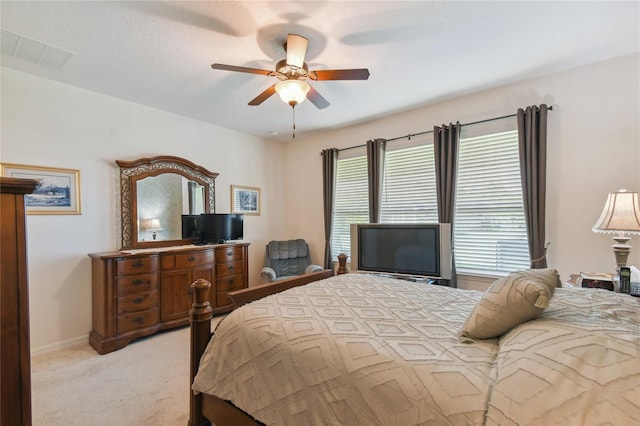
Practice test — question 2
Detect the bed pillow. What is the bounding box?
[459,268,560,341]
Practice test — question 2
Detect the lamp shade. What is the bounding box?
[275,80,310,106]
[592,190,640,234]
[141,218,163,231]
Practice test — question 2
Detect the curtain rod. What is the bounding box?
[333,104,558,153]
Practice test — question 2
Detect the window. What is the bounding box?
[330,118,530,276]
[380,135,438,223]
[330,148,368,260]
[453,122,529,275]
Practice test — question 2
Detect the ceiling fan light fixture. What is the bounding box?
[275,80,310,106]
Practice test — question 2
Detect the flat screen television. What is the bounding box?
[200,213,243,244]
[350,223,451,279]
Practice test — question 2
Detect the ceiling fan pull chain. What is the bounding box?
[292,105,296,139]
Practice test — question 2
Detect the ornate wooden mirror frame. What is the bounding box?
[117,156,218,249]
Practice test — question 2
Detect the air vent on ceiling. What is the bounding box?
[1,28,75,71]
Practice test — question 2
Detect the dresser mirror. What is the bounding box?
[117,156,218,249]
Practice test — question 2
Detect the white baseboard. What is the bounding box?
[31,335,88,357]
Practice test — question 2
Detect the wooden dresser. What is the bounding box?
[1,177,38,426]
[89,243,249,354]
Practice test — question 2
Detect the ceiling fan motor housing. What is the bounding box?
[275,59,309,80]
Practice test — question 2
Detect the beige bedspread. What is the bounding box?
[486,288,640,425]
[192,273,640,425]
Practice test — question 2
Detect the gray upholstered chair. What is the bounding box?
[260,239,324,283]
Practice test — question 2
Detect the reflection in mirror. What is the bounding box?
[136,175,207,242]
[137,174,182,242]
[188,181,205,215]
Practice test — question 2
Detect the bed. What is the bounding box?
[188,270,640,426]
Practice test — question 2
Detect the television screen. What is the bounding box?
[351,223,451,279]
[359,226,439,276]
[201,213,243,243]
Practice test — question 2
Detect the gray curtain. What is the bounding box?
[366,138,386,223]
[434,122,460,287]
[321,148,338,269]
[517,104,548,269]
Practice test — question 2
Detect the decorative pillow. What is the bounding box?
[459,268,560,341]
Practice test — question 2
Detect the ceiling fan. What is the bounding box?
[211,34,370,110]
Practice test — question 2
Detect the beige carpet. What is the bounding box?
[31,318,223,426]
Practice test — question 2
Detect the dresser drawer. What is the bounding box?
[216,274,244,292]
[216,276,244,307]
[117,308,159,334]
[116,256,158,275]
[116,274,157,296]
[176,250,213,268]
[117,291,158,315]
[215,246,244,263]
[161,250,214,269]
[216,260,243,278]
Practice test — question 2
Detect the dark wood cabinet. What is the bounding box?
[159,270,192,323]
[89,243,249,354]
[1,177,38,426]
[160,249,215,324]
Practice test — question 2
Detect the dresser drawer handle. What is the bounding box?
[188,256,196,262]
[226,250,233,257]
[132,260,144,268]
[227,279,234,285]
[228,265,234,271]
[133,297,144,304]
[132,316,144,323]
[132,279,145,286]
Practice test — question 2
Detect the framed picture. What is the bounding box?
[1,163,81,214]
[231,185,260,216]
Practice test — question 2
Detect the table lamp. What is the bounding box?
[592,189,640,271]
[141,218,163,240]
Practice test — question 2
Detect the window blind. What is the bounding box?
[331,150,368,260]
[380,137,438,223]
[454,129,529,275]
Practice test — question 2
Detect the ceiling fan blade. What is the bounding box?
[286,34,308,68]
[307,86,330,109]
[310,69,370,81]
[248,85,277,106]
[211,63,272,76]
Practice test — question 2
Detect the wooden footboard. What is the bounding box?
[188,270,334,426]
[228,269,334,307]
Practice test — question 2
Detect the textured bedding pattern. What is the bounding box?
[486,288,640,425]
[193,274,496,425]
[192,274,640,425]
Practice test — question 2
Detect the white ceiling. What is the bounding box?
[1,1,638,142]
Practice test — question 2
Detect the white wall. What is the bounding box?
[285,53,640,288]
[1,68,288,352]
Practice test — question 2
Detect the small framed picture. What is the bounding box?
[231,185,260,216]
[1,163,81,215]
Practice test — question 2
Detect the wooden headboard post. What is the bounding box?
[189,279,214,426]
